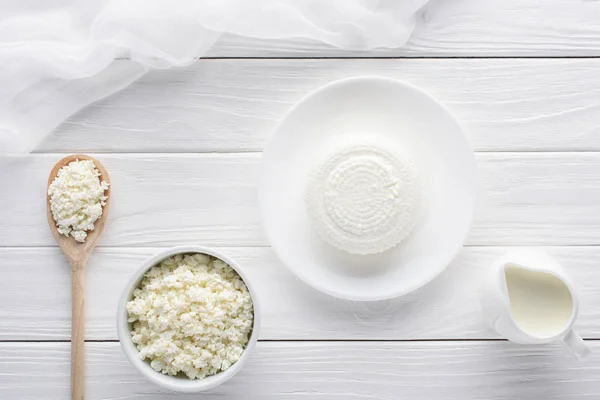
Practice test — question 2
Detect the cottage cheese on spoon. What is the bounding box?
[306,145,420,255]
[48,159,109,243]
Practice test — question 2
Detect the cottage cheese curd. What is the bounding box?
[126,253,254,380]
[306,145,420,255]
[48,159,109,243]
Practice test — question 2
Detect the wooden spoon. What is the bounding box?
[46,154,111,400]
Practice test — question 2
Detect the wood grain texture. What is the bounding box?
[2,246,599,341]
[1,341,599,399]
[36,59,600,153]
[199,0,600,58]
[70,263,85,400]
[2,153,600,247]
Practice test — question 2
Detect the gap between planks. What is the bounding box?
[2,339,600,343]
[113,56,600,61]
[28,151,600,155]
[5,244,600,249]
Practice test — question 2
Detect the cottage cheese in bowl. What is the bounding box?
[117,246,260,392]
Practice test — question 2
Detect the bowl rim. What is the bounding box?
[116,245,261,393]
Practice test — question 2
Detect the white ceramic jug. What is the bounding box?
[480,250,590,359]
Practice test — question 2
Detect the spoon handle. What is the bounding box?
[71,261,85,400]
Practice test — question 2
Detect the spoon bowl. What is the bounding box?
[47,154,111,263]
[47,154,110,400]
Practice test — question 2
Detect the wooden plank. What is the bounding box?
[36,59,600,153]
[0,154,261,247]
[1,341,598,399]
[2,246,599,341]
[2,153,600,247]
[199,0,600,58]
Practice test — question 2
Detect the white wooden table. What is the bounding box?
[3,1,600,398]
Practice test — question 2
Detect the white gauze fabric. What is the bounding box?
[0,0,429,153]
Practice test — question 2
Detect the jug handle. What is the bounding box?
[562,330,591,360]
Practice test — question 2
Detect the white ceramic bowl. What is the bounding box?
[258,76,478,301]
[117,245,260,393]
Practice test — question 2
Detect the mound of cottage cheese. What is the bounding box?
[126,253,254,380]
[48,159,109,243]
[305,145,420,255]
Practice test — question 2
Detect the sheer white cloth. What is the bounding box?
[0,0,429,153]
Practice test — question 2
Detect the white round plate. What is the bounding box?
[258,76,477,301]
